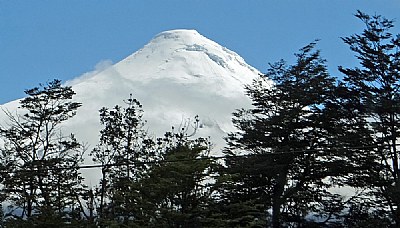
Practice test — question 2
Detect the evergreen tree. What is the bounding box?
[221,42,343,227]
[132,120,219,228]
[90,94,157,225]
[338,11,400,225]
[0,79,86,225]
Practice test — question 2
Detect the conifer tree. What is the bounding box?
[338,11,400,225]
[0,79,86,225]
[222,42,343,227]
[131,119,219,227]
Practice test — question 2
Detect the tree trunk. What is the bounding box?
[272,168,287,228]
[99,167,107,219]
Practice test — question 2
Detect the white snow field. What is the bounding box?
[0,29,260,182]
[67,29,259,152]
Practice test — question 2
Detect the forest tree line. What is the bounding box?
[0,11,400,227]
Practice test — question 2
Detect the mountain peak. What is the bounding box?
[114,29,259,85]
[148,29,217,49]
[17,29,260,156]
[1,29,262,182]
[153,29,202,43]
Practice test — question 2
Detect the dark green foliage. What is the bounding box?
[90,94,158,225]
[131,127,218,227]
[92,110,220,227]
[338,11,400,225]
[343,200,393,228]
[222,42,343,227]
[1,11,400,226]
[210,154,273,227]
[0,79,86,225]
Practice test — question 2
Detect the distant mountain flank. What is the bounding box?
[1,29,261,160]
[65,29,259,151]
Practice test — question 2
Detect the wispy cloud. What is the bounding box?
[65,59,114,86]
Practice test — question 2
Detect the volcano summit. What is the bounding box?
[2,29,261,153]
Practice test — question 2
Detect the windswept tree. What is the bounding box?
[221,42,343,227]
[129,118,220,227]
[338,11,400,226]
[90,94,157,224]
[0,79,86,225]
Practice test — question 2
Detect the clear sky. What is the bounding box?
[1,0,399,103]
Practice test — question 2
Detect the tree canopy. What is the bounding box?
[1,11,400,227]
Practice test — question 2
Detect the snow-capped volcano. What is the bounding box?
[1,29,260,155]
[65,29,260,152]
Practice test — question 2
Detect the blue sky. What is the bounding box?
[1,0,399,103]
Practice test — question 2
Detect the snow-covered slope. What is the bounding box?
[0,30,260,182]
[65,29,259,152]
